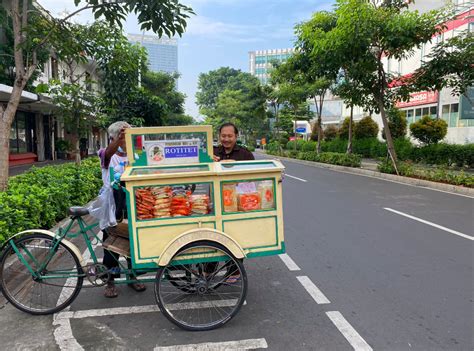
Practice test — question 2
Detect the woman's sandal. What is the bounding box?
[128,281,147,292]
[104,282,119,298]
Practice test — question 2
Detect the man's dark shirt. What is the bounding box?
[213,144,255,161]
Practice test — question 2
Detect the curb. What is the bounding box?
[260,152,474,197]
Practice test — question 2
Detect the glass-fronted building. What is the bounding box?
[128,34,178,74]
[249,48,294,85]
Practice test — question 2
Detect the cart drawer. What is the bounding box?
[222,216,278,250]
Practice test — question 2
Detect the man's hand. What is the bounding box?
[213,155,221,162]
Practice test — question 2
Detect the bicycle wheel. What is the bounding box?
[0,234,84,315]
[155,240,247,331]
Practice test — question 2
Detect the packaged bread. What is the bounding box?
[258,180,274,209]
[222,183,238,212]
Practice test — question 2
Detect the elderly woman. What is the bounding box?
[98,121,146,298]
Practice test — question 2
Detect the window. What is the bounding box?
[51,57,58,79]
[222,179,275,214]
[422,107,429,116]
[406,109,414,124]
[430,106,437,118]
[415,108,422,121]
[9,112,36,154]
[442,104,459,127]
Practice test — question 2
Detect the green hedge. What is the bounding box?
[378,160,474,188]
[0,158,102,244]
[297,152,362,167]
[285,138,473,168]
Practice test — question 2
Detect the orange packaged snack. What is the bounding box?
[222,183,238,212]
[237,193,261,212]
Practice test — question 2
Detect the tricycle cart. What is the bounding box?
[0,126,285,331]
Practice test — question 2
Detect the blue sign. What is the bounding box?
[164,146,198,158]
[295,127,306,133]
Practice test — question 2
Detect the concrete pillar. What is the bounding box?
[35,113,45,161]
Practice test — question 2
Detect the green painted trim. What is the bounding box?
[246,246,285,258]
[136,221,216,260]
[220,177,277,215]
[133,182,215,223]
[222,215,279,251]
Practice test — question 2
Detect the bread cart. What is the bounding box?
[119,125,285,330]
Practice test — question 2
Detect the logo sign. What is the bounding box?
[295,127,306,133]
[396,91,438,108]
[145,139,200,165]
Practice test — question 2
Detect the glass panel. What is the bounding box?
[422,107,429,116]
[9,120,18,153]
[130,165,209,176]
[219,162,276,171]
[16,114,27,153]
[415,108,422,121]
[135,183,214,221]
[451,103,459,113]
[442,104,450,123]
[430,106,437,117]
[222,179,275,214]
[406,109,414,124]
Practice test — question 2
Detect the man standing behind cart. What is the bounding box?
[213,122,255,162]
[212,122,254,282]
[98,121,146,298]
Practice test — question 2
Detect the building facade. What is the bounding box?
[128,34,178,74]
[249,48,294,85]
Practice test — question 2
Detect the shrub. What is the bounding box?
[352,138,386,158]
[393,138,413,161]
[411,143,474,167]
[302,140,317,152]
[0,158,102,244]
[410,115,448,144]
[338,117,355,139]
[383,108,407,140]
[354,116,379,139]
[298,151,361,167]
[286,139,307,151]
[378,159,474,187]
[55,138,73,152]
[320,138,347,153]
[324,125,338,141]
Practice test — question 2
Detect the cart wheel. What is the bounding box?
[155,240,247,331]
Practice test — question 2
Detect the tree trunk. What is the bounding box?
[347,105,353,154]
[378,100,399,174]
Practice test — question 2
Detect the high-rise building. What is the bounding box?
[128,34,178,74]
[249,48,294,85]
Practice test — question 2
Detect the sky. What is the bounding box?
[38,0,334,119]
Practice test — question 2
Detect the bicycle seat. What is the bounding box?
[68,206,89,217]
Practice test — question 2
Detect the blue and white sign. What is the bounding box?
[295,127,306,133]
[145,139,200,165]
[165,146,198,158]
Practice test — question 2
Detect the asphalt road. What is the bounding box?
[1,156,472,350]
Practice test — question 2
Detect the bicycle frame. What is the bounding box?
[6,216,158,285]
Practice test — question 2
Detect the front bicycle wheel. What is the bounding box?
[0,234,84,315]
[155,240,247,331]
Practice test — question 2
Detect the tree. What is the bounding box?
[0,0,194,191]
[295,11,338,153]
[338,117,355,140]
[382,107,407,140]
[411,30,473,102]
[196,67,241,114]
[354,116,379,139]
[410,116,447,144]
[309,0,444,171]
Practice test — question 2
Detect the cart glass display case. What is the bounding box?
[121,126,285,268]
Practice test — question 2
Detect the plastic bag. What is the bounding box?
[88,185,117,230]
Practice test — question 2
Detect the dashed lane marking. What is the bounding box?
[278,253,301,271]
[285,174,308,182]
[296,276,330,304]
[326,311,373,351]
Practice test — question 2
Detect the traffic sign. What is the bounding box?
[295,127,306,133]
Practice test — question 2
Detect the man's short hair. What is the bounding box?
[108,121,131,139]
[219,122,239,135]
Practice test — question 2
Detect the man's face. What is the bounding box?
[219,126,237,150]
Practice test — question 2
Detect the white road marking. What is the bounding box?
[154,338,268,351]
[296,276,330,304]
[52,316,84,351]
[55,300,247,320]
[326,311,373,351]
[384,207,473,241]
[278,253,301,271]
[285,174,308,182]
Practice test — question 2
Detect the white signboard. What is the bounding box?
[144,139,200,165]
